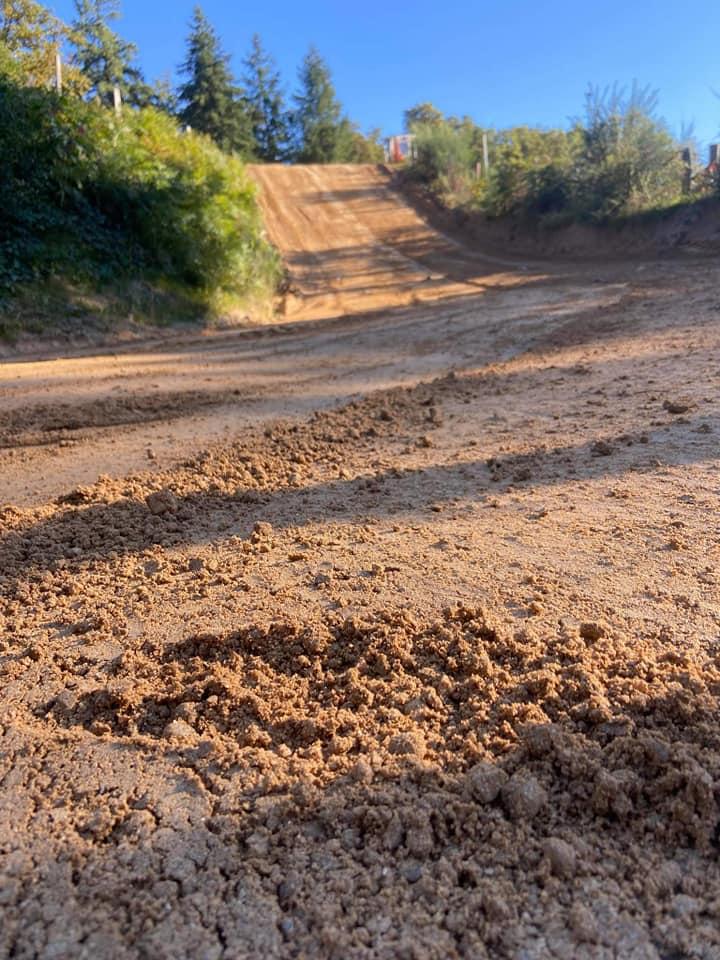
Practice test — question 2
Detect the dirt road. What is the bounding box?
[2,165,720,959]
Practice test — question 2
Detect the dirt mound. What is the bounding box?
[396,174,720,261]
[248,164,535,322]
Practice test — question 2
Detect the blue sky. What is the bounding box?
[51,0,720,155]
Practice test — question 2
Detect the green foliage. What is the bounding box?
[573,84,683,217]
[406,84,685,223]
[411,120,475,197]
[404,101,444,132]
[344,124,384,163]
[242,33,289,162]
[0,76,279,312]
[71,0,148,106]
[1,0,86,90]
[178,6,253,156]
[482,126,581,217]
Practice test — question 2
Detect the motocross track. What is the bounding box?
[2,164,720,959]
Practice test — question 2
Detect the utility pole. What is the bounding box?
[482,132,490,176]
[113,85,122,116]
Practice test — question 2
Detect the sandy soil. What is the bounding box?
[2,165,720,959]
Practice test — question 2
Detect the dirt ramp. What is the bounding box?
[248,164,528,320]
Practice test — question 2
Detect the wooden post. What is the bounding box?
[681,148,692,194]
[482,132,490,175]
[113,85,122,116]
[55,50,63,94]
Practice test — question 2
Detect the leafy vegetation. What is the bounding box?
[0,70,279,331]
[1,0,86,90]
[405,85,690,224]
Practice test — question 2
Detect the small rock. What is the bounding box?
[663,398,694,415]
[146,490,178,515]
[643,737,670,766]
[501,773,547,820]
[278,917,295,939]
[174,702,198,721]
[569,902,598,943]
[350,759,374,784]
[187,557,205,573]
[543,837,576,878]
[671,894,702,918]
[388,730,426,759]
[522,723,557,758]
[163,719,197,742]
[579,621,606,642]
[465,761,508,803]
[591,440,614,457]
[483,894,511,923]
[401,862,423,884]
[53,689,78,713]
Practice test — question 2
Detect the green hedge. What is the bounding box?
[0,75,280,312]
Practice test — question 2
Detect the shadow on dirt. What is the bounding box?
[1,405,714,591]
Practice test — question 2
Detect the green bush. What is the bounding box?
[0,72,279,314]
[480,127,580,218]
[410,120,475,200]
[405,86,685,224]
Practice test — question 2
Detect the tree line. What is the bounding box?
[0,0,384,163]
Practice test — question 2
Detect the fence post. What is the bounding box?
[55,50,63,94]
[681,147,692,194]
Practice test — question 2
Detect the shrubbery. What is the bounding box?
[405,85,688,224]
[0,73,280,314]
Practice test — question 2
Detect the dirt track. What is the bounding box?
[2,165,720,959]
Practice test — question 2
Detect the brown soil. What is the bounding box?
[2,164,720,959]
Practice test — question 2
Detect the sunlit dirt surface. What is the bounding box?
[2,165,720,959]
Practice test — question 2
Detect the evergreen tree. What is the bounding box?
[291,46,353,163]
[242,33,288,162]
[71,0,147,106]
[177,6,253,155]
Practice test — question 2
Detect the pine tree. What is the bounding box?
[177,6,253,155]
[291,46,353,163]
[71,0,147,106]
[242,33,288,162]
